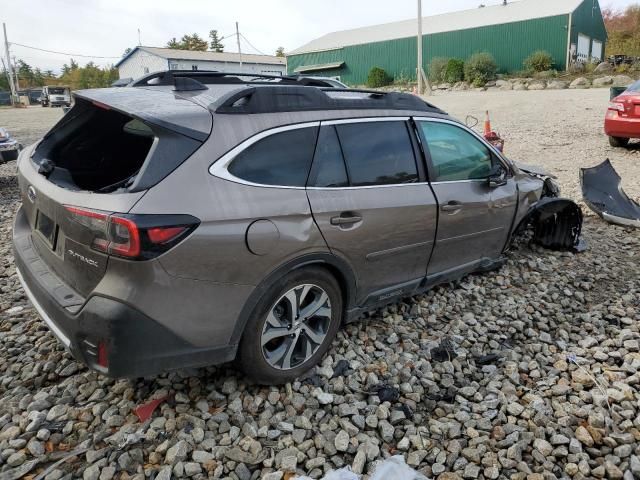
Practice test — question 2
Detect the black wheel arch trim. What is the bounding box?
[229,253,357,347]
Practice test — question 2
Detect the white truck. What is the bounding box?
[41,86,71,107]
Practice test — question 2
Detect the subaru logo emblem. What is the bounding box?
[27,186,37,203]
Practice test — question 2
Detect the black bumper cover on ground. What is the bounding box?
[581,159,640,228]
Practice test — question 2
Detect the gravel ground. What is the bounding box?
[0,92,639,480]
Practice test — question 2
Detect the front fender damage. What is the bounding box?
[513,197,585,252]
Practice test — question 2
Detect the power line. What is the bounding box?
[239,33,269,56]
[11,42,121,59]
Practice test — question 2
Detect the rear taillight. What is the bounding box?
[608,102,625,113]
[65,206,199,260]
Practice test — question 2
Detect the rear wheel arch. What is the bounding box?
[229,253,356,348]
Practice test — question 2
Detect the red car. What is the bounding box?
[605,80,640,147]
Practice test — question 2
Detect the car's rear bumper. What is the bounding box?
[12,208,236,378]
[605,115,640,139]
[0,139,19,152]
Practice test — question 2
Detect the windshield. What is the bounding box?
[49,87,67,95]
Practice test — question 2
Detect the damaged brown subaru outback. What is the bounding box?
[12,71,583,384]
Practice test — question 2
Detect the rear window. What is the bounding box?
[33,98,202,193]
[335,121,418,186]
[228,127,318,187]
[627,80,640,93]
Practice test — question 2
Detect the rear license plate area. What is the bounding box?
[36,211,57,249]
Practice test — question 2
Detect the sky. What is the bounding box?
[2,0,638,73]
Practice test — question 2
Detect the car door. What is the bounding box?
[306,119,437,305]
[415,118,518,276]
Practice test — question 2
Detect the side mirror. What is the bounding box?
[488,164,507,188]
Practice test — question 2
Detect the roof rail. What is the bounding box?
[130,70,304,87]
[212,85,444,115]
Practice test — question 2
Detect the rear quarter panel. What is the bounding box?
[130,115,330,287]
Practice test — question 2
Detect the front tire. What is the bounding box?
[238,267,343,384]
[2,150,18,161]
[609,136,629,148]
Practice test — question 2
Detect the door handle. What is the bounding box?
[441,202,463,213]
[330,214,362,226]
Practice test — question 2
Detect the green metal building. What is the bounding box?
[287,0,607,85]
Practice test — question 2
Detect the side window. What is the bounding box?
[307,126,349,188]
[228,127,318,187]
[336,121,418,186]
[419,122,493,182]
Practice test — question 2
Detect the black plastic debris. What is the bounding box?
[426,387,457,403]
[581,159,640,228]
[474,353,502,365]
[530,197,584,251]
[399,404,414,420]
[331,359,351,378]
[372,384,400,403]
[40,421,67,433]
[430,337,457,362]
[301,374,323,387]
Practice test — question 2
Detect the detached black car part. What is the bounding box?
[514,197,584,252]
[531,198,584,251]
[581,159,640,228]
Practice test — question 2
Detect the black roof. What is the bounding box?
[130,70,444,116]
[212,85,443,115]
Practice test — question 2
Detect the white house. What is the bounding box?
[116,46,286,80]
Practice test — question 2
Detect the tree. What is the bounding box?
[275,47,285,57]
[603,5,640,56]
[166,33,208,51]
[209,30,224,52]
[17,60,35,86]
[366,67,392,88]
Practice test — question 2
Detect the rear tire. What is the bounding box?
[238,267,343,385]
[609,136,629,148]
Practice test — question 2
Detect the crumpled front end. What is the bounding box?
[511,164,585,252]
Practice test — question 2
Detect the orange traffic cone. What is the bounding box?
[484,110,492,136]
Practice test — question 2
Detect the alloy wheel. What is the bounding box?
[260,284,332,370]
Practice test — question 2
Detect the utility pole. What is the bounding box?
[12,55,19,91]
[416,0,432,96]
[137,28,142,46]
[2,23,17,105]
[417,0,423,95]
[236,22,243,72]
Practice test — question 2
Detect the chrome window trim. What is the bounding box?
[322,116,410,126]
[429,179,487,185]
[307,182,430,191]
[208,121,321,190]
[209,118,413,190]
[413,116,513,178]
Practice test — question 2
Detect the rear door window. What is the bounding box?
[228,127,318,187]
[335,121,418,186]
[418,121,493,182]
